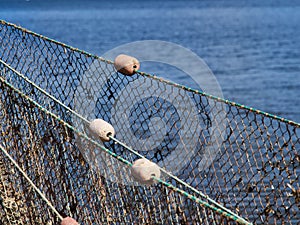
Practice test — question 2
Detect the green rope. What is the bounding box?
[0,20,260,223]
[0,20,113,65]
[136,70,300,127]
[0,75,132,168]
[109,136,244,221]
[0,75,252,225]
[0,59,90,125]
[1,19,298,127]
[153,176,252,225]
[0,59,251,224]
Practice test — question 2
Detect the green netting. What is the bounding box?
[0,20,299,225]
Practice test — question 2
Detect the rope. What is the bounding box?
[136,70,300,127]
[0,19,298,224]
[0,59,251,223]
[0,143,63,221]
[0,75,133,167]
[0,20,298,127]
[0,59,90,125]
[109,136,242,220]
[0,73,252,225]
[153,176,251,225]
[0,20,113,66]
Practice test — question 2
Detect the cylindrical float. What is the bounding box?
[61,217,80,225]
[89,119,115,142]
[114,54,140,76]
[131,158,161,185]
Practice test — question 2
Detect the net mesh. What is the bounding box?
[0,20,299,225]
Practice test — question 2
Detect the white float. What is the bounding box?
[114,54,140,76]
[89,119,115,142]
[131,158,161,185]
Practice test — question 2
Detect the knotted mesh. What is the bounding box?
[0,20,299,224]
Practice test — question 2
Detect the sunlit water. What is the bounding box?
[1,0,300,122]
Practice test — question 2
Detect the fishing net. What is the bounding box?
[0,20,299,225]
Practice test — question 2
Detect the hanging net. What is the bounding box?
[0,20,299,225]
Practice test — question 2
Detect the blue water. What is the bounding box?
[1,0,300,122]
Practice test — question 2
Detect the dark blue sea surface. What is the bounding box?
[1,0,300,122]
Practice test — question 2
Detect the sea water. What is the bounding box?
[1,0,300,122]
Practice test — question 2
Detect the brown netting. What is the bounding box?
[0,20,299,224]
